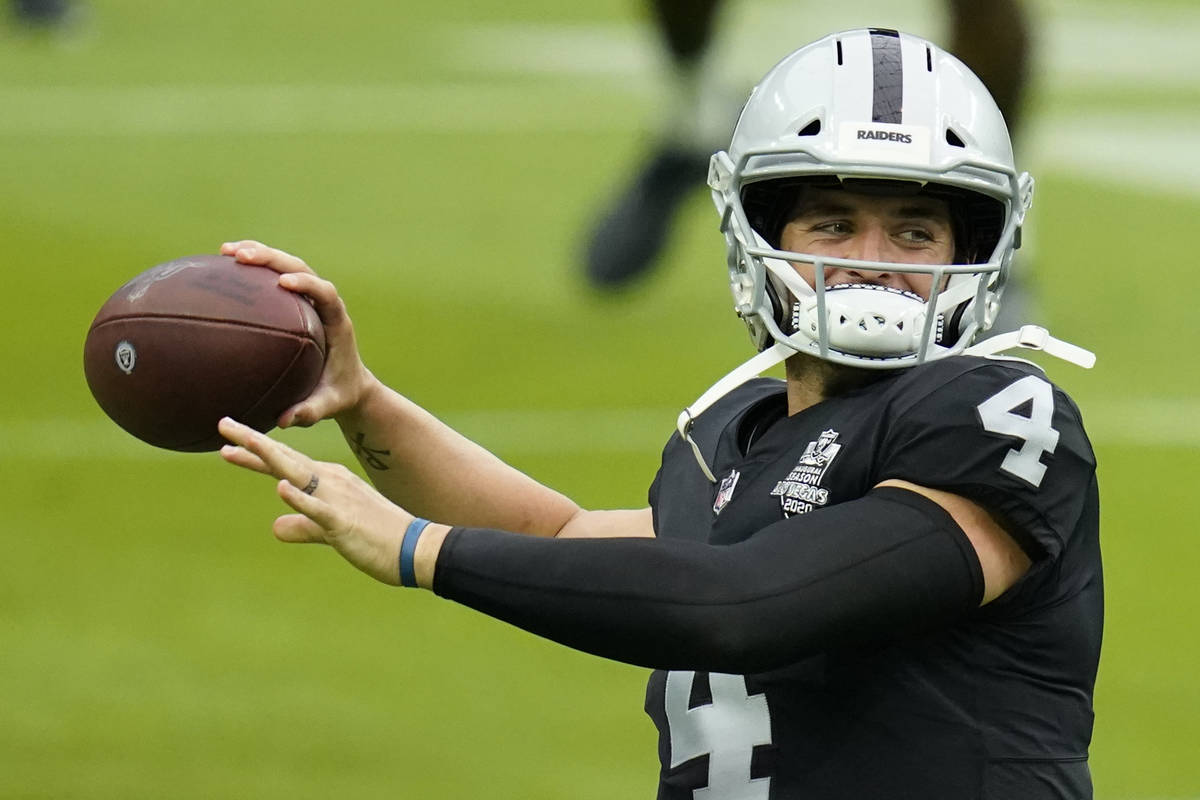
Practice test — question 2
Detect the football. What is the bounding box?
[84,254,326,451]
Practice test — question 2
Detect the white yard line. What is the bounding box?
[1026,111,1200,199]
[2,85,1196,202]
[1,6,1197,197]
[0,83,643,136]
[2,398,1197,462]
[447,0,1200,88]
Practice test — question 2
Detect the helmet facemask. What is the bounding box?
[710,142,1032,371]
[723,171,1022,369]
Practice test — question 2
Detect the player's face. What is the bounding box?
[779,187,955,300]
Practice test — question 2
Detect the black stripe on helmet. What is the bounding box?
[869,28,903,124]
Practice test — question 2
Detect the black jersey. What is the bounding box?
[644,356,1102,799]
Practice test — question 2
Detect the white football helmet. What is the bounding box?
[678,28,1092,482]
[712,27,1030,368]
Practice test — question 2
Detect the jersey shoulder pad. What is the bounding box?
[878,356,1095,559]
[649,378,784,516]
[675,377,785,465]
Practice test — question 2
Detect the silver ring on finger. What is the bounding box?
[301,475,319,495]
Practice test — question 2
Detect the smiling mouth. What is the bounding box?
[825,283,926,303]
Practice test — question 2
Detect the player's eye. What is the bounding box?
[812,220,852,235]
[897,227,935,244]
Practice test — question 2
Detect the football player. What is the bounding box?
[220,28,1101,799]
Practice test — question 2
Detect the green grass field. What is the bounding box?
[2,0,1198,797]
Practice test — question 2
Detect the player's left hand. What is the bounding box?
[218,417,409,585]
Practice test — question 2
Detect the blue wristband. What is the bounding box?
[399,517,431,588]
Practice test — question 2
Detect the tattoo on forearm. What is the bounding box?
[352,432,391,471]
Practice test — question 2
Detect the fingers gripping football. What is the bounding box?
[220,240,315,276]
[219,418,407,585]
[271,271,369,428]
[220,240,375,428]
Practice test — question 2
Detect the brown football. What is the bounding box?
[84,254,326,451]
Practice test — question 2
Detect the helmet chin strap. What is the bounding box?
[965,324,1096,368]
[677,338,801,483]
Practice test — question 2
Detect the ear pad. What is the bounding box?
[765,279,788,334]
[939,300,970,346]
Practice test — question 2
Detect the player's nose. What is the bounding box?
[841,226,889,263]
[835,228,900,287]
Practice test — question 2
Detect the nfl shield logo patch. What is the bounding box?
[713,469,741,515]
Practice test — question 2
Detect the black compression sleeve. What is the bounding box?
[432,487,984,673]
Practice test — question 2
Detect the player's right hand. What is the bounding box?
[221,240,378,427]
[219,416,452,588]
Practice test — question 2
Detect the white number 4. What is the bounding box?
[665,671,772,800]
[976,375,1060,487]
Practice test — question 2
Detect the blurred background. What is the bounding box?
[2,0,1197,797]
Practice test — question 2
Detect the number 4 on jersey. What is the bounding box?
[665,671,772,800]
[976,375,1060,487]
